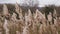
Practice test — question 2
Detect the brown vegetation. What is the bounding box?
[0,3,60,34]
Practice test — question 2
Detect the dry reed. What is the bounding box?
[0,3,59,34]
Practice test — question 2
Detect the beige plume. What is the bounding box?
[3,4,9,16]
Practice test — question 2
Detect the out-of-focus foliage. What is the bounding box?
[20,0,39,7]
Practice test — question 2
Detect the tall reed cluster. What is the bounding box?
[0,3,59,34]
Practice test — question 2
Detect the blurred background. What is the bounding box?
[0,0,59,7]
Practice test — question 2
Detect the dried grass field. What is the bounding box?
[0,4,60,34]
